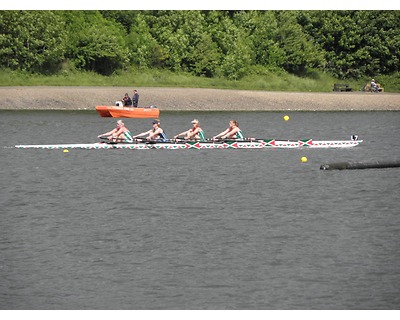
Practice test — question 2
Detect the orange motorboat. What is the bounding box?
[96,106,160,118]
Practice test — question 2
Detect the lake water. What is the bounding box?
[1,110,399,309]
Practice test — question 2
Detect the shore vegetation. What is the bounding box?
[1,68,399,93]
[1,10,399,92]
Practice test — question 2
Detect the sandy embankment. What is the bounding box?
[0,86,399,111]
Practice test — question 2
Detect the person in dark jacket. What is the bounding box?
[122,93,132,106]
[132,89,139,107]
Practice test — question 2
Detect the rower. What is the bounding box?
[132,119,167,141]
[174,119,205,141]
[98,120,133,142]
[213,119,244,140]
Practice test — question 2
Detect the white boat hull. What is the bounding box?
[15,139,363,150]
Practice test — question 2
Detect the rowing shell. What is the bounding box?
[15,139,363,149]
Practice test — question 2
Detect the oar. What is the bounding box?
[146,139,181,144]
[131,136,148,140]
[131,137,149,143]
[99,136,123,143]
[99,136,147,144]
[172,137,206,143]
[248,138,300,142]
[210,138,257,143]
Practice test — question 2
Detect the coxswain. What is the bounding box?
[132,119,167,141]
[213,119,244,140]
[174,119,205,141]
[98,120,133,142]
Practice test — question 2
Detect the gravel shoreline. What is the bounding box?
[0,86,399,111]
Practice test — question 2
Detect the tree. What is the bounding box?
[100,10,139,33]
[1,10,398,79]
[245,11,284,68]
[207,12,253,79]
[274,11,325,74]
[299,10,400,78]
[64,11,129,75]
[126,13,167,68]
[189,32,222,77]
[0,11,67,73]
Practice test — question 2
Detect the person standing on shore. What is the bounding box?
[213,120,244,140]
[132,89,139,107]
[98,120,133,142]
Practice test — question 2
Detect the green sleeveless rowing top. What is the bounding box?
[123,130,133,142]
[198,130,205,141]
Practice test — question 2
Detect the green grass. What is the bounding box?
[0,68,399,92]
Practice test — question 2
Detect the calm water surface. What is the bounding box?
[0,110,399,309]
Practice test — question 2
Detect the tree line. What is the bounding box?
[0,10,399,79]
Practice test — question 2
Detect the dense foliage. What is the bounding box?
[0,10,399,79]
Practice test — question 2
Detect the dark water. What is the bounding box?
[1,110,399,309]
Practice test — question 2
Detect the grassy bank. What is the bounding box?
[1,68,399,93]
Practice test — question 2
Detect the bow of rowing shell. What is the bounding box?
[15,139,363,149]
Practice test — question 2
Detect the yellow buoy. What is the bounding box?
[63,149,69,153]
[283,115,290,121]
[300,156,308,163]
